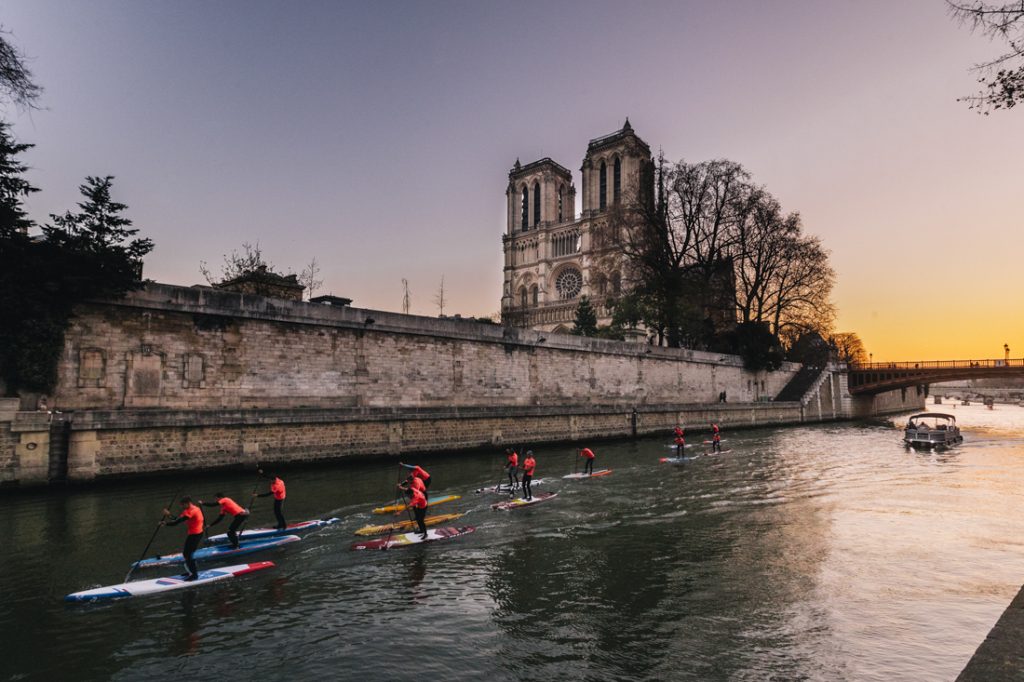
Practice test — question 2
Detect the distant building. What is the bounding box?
[501,120,653,333]
[310,294,353,307]
[214,265,304,301]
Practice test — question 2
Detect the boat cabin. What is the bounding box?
[904,413,963,448]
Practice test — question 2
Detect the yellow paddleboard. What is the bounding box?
[372,494,461,514]
[354,513,464,536]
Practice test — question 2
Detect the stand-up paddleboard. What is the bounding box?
[664,443,693,448]
[491,492,557,510]
[351,526,476,551]
[474,479,548,494]
[702,440,726,444]
[354,513,464,536]
[563,469,612,479]
[206,518,340,545]
[132,535,301,569]
[65,562,275,602]
[373,494,461,515]
[659,456,695,464]
[703,449,733,455]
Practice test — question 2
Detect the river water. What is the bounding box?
[3,403,1024,681]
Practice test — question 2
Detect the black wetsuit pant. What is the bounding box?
[413,506,427,537]
[227,513,249,548]
[183,532,203,578]
[713,438,721,453]
[583,458,594,475]
[522,474,533,500]
[507,466,519,489]
[273,499,286,530]
[422,477,431,501]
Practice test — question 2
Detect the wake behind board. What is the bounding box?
[491,492,557,510]
[474,478,548,494]
[133,534,300,569]
[206,518,340,545]
[703,449,733,455]
[373,494,461,515]
[659,456,695,464]
[65,561,274,602]
[563,469,612,479]
[354,513,464,536]
[351,526,476,551]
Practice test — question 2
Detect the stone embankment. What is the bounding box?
[1,283,924,488]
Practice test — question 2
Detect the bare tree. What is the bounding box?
[0,27,42,110]
[949,1,1024,112]
[434,275,446,317]
[297,257,322,300]
[402,278,411,314]
[597,155,835,349]
[199,242,273,285]
[830,332,868,365]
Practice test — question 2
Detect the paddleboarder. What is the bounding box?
[399,462,432,490]
[199,493,250,549]
[400,472,429,502]
[505,448,519,490]
[579,447,596,476]
[161,496,205,581]
[253,470,287,530]
[401,483,429,539]
[709,422,722,453]
[521,450,536,500]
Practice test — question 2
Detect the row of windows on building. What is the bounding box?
[519,157,621,231]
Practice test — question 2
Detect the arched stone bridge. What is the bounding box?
[848,359,1024,395]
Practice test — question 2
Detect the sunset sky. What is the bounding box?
[3,0,1021,361]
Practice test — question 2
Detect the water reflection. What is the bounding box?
[3,404,1024,680]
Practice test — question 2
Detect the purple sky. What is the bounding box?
[3,1,1022,359]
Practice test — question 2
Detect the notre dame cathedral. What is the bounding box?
[500,120,654,333]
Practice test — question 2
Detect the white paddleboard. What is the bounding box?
[492,492,558,510]
[65,561,275,602]
[563,469,612,479]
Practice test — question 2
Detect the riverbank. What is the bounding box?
[957,582,1024,680]
[1,383,927,488]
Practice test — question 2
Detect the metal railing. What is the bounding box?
[850,358,1024,371]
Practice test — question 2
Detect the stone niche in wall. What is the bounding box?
[182,353,205,389]
[77,348,106,388]
[126,349,163,407]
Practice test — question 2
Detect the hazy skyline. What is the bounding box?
[3,0,1021,361]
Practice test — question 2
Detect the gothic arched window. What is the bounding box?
[530,285,539,305]
[519,286,528,308]
[599,162,607,210]
[557,185,564,222]
[533,182,541,226]
[613,157,621,203]
[521,186,529,231]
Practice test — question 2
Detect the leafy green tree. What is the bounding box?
[571,296,598,337]
[0,120,36,237]
[0,167,152,395]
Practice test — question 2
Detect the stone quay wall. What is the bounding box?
[0,283,918,488]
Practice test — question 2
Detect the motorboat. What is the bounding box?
[904,413,963,449]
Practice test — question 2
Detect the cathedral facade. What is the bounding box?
[500,120,653,333]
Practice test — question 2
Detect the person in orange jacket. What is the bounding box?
[579,447,596,476]
[254,470,287,530]
[162,496,205,581]
[521,450,537,500]
[199,493,250,548]
[504,448,520,489]
[401,484,428,539]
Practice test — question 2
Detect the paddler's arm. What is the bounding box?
[254,490,273,498]
[398,462,415,470]
[196,500,221,508]
[207,513,226,528]
[162,512,185,526]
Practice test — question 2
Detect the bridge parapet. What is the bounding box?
[849,358,1024,395]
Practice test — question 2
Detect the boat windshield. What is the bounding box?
[907,415,956,430]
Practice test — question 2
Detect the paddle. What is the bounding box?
[574,448,579,475]
[383,462,406,550]
[125,488,182,583]
[236,463,261,541]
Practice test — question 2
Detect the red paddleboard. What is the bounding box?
[563,469,612,479]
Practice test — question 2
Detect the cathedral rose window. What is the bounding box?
[555,268,583,300]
